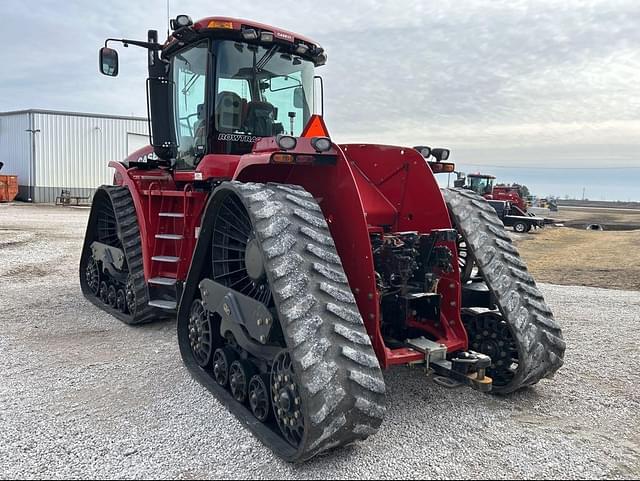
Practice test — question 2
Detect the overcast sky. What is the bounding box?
[1,0,639,169]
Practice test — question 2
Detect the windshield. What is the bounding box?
[214,40,314,152]
[469,177,494,194]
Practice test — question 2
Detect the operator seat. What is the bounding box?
[193,103,207,144]
[216,91,243,132]
[243,101,280,137]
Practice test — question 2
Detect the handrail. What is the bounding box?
[147,180,163,258]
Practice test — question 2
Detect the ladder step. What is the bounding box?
[148,300,177,310]
[155,234,184,240]
[152,255,180,263]
[149,276,177,286]
[159,212,184,218]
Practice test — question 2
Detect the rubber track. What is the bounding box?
[80,185,156,325]
[220,182,386,461]
[443,188,566,393]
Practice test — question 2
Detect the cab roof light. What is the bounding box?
[208,20,234,29]
[295,43,309,55]
[316,52,327,66]
[241,28,258,40]
[171,15,193,30]
[260,31,274,43]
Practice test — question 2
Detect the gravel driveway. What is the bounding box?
[1,203,638,479]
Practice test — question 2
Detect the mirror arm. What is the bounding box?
[104,38,162,51]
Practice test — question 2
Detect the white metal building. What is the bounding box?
[0,109,149,203]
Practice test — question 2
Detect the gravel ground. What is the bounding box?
[1,203,639,479]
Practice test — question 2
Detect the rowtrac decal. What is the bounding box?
[218,133,262,143]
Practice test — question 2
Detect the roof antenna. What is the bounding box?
[166,0,170,38]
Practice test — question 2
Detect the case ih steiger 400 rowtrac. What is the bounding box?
[80,15,565,461]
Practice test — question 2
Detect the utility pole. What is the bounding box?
[582,187,586,201]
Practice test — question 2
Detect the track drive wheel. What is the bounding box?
[443,188,565,393]
[188,299,213,368]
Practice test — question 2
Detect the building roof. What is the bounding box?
[0,109,147,122]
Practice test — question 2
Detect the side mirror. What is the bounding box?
[99,47,119,76]
[293,87,304,109]
[431,148,450,161]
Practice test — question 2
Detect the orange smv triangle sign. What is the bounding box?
[301,114,330,138]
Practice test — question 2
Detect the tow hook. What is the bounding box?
[443,351,493,392]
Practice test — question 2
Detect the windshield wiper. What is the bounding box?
[182,73,199,95]
[254,45,278,72]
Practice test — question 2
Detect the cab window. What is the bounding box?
[172,41,209,169]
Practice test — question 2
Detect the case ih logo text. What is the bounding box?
[275,31,294,42]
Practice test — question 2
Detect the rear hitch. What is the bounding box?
[406,337,493,392]
[434,351,493,392]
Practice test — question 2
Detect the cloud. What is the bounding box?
[1,0,639,166]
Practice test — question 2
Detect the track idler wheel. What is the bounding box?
[85,256,100,296]
[116,289,127,313]
[125,276,136,316]
[248,374,271,423]
[229,360,255,404]
[188,299,213,368]
[99,281,109,304]
[271,351,304,448]
[107,285,117,308]
[212,347,237,387]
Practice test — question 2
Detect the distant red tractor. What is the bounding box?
[455,172,529,213]
[80,15,564,461]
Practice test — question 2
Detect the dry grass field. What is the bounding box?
[515,206,640,291]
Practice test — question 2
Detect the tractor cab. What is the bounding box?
[466,173,495,195]
[99,16,326,172]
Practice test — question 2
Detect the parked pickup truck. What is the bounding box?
[488,200,545,233]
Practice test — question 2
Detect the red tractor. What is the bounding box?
[455,172,529,213]
[80,15,565,462]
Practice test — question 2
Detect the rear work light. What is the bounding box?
[310,136,332,152]
[276,134,297,150]
[431,148,450,161]
[414,145,432,158]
